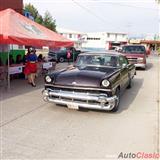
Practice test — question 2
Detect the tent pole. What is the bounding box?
[7,45,10,90]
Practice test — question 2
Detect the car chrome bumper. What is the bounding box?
[42,89,118,111]
[134,63,146,69]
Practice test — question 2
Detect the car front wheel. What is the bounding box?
[127,76,132,89]
[111,88,120,112]
[59,57,65,63]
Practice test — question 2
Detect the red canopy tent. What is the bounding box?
[0,8,74,89]
[0,8,74,47]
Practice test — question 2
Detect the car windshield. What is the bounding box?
[76,54,120,67]
[122,46,145,54]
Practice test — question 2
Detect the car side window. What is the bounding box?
[119,56,128,66]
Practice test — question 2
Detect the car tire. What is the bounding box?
[127,76,132,89]
[111,88,120,112]
[59,57,65,63]
[142,66,146,70]
[141,64,146,70]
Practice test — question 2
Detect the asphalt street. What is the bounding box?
[0,55,160,159]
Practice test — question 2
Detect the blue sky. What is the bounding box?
[24,0,159,37]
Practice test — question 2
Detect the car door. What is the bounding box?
[119,56,130,89]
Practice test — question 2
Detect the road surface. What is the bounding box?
[1,55,160,159]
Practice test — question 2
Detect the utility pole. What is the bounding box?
[126,23,132,42]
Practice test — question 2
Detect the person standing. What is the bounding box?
[66,49,71,64]
[6,55,15,65]
[16,54,23,64]
[24,47,38,87]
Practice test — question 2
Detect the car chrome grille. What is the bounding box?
[51,95,103,105]
[45,86,111,106]
[45,86,111,95]
[127,58,137,64]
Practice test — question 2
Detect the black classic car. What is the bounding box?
[42,52,136,112]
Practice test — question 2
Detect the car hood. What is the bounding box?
[53,66,117,87]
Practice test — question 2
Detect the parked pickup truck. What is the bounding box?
[42,52,136,112]
[48,47,81,63]
[120,45,147,70]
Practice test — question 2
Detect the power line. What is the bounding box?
[71,0,126,32]
[71,0,107,23]
[103,1,158,11]
[72,0,158,11]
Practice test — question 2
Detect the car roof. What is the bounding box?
[78,51,123,57]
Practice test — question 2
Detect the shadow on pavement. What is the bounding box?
[0,76,45,101]
[78,77,144,114]
[145,62,153,71]
[116,77,144,113]
[136,62,153,71]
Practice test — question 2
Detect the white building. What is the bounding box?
[57,27,86,49]
[82,32,128,50]
[57,27,128,50]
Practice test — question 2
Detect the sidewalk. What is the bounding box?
[0,62,71,126]
[0,62,70,101]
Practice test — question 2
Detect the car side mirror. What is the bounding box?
[122,63,127,68]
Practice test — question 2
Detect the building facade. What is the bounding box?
[57,28,86,49]
[0,0,25,65]
[57,28,128,50]
[82,32,128,50]
[0,0,23,14]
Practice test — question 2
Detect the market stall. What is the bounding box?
[0,8,74,88]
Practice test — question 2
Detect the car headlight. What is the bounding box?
[45,76,52,83]
[102,79,110,87]
[137,57,144,62]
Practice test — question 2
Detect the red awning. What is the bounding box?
[0,8,74,47]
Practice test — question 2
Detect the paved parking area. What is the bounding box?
[0,56,160,159]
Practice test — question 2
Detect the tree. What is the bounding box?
[35,14,43,24]
[43,11,56,32]
[24,3,39,20]
[24,3,56,32]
